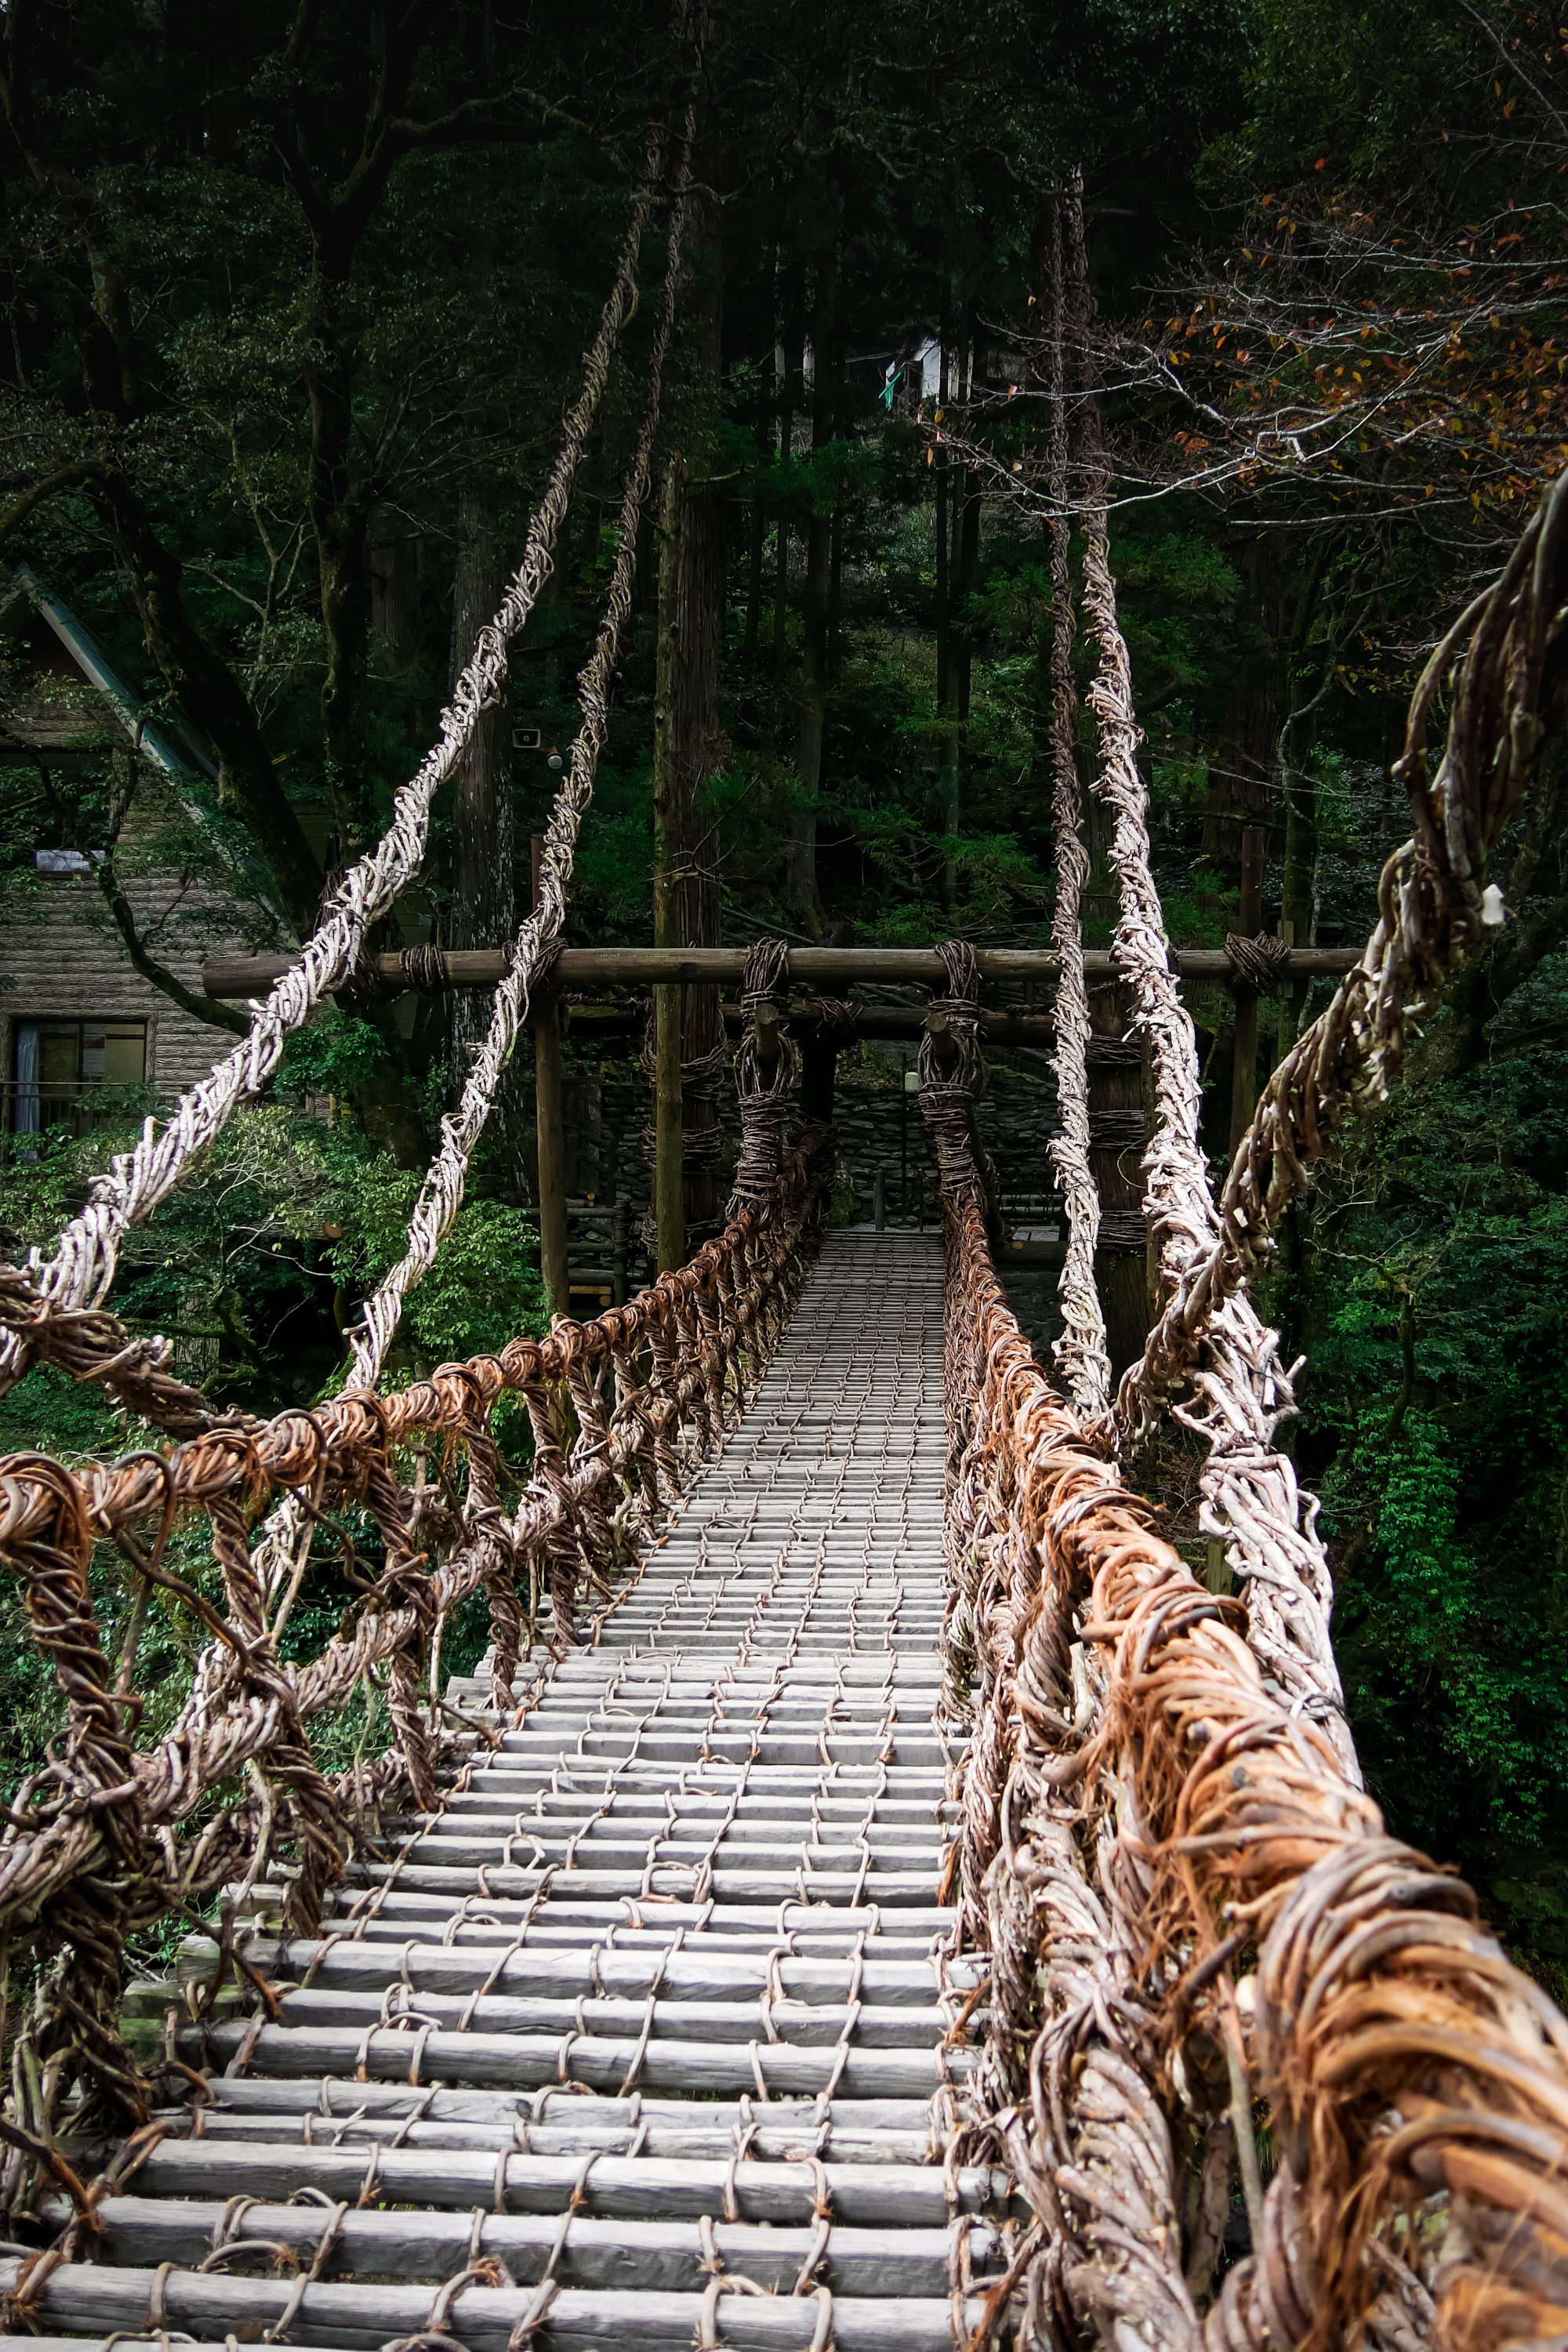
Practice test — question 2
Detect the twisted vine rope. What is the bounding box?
[0,1134,830,2144]
[0,131,671,1397]
[640,1024,728,1178]
[1043,186,1111,1424]
[931,186,1568,2352]
[935,1160,1568,2352]
[1171,477,1568,1377]
[1063,171,1355,1769]
[921,942,1207,2352]
[345,129,693,1388]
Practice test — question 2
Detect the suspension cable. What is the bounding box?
[1043,193,1111,1424]
[0,128,673,1394]
[1064,168,1357,1770]
[347,124,695,1388]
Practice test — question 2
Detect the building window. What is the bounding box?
[10,1019,147,1135]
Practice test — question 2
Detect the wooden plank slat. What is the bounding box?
[0,2261,991,2351]
[100,1235,1001,2352]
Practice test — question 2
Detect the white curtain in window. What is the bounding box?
[14,1025,39,1134]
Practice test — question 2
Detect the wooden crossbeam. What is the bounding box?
[201,942,1361,997]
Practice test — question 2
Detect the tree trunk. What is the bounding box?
[652,438,725,1233]
[942,458,980,912]
[789,508,829,936]
[828,505,844,684]
[370,531,448,757]
[1278,713,1319,1048]
[789,209,838,938]
[772,267,799,688]
[1272,537,1338,1046]
[745,489,764,659]
[935,310,958,912]
[1201,533,1287,895]
[90,473,321,938]
[935,318,951,713]
[449,491,517,1175]
[303,267,377,862]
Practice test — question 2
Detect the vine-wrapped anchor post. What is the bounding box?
[728,941,799,1218]
[916,940,999,1236]
[726,944,800,1376]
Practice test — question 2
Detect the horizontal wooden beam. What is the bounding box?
[201,943,1362,1000]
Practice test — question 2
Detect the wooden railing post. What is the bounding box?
[535,989,569,1318]
[655,975,685,1272]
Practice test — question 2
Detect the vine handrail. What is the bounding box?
[929,283,1568,2352]
[0,1133,830,2145]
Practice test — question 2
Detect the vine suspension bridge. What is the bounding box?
[0,147,1566,2352]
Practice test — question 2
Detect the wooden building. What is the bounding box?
[0,568,282,1144]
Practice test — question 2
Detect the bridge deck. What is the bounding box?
[30,1230,1009,2352]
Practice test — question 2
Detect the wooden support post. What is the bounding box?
[651,452,723,1236]
[1228,825,1265,1164]
[534,990,569,1319]
[923,1009,1003,1238]
[1276,913,1298,1062]
[655,978,685,1273]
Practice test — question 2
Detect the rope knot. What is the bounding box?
[1223,931,1292,994]
[402,943,448,994]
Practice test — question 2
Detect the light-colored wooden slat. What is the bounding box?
[45,2194,1000,2297]
[107,1233,993,2352]
[131,2139,1005,2222]
[0,2260,991,2351]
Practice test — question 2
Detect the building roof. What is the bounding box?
[6,564,220,785]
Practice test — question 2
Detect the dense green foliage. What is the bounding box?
[1282,960,1568,1979]
[2,1087,549,1411]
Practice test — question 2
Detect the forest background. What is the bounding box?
[2,0,1568,1986]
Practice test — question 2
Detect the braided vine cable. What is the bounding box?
[938,1163,1568,2352]
[346,129,695,1390]
[1043,193,1112,1425]
[1063,169,1357,1774]
[1153,477,1568,1390]
[640,1011,728,1179]
[0,133,670,1395]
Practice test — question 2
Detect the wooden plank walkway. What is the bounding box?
[22,1230,1010,2352]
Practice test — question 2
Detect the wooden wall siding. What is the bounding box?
[0,872,262,1100]
[1,682,292,1109]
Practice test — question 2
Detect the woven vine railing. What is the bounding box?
[0,1128,829,2158]
[924,372,1568,2349]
